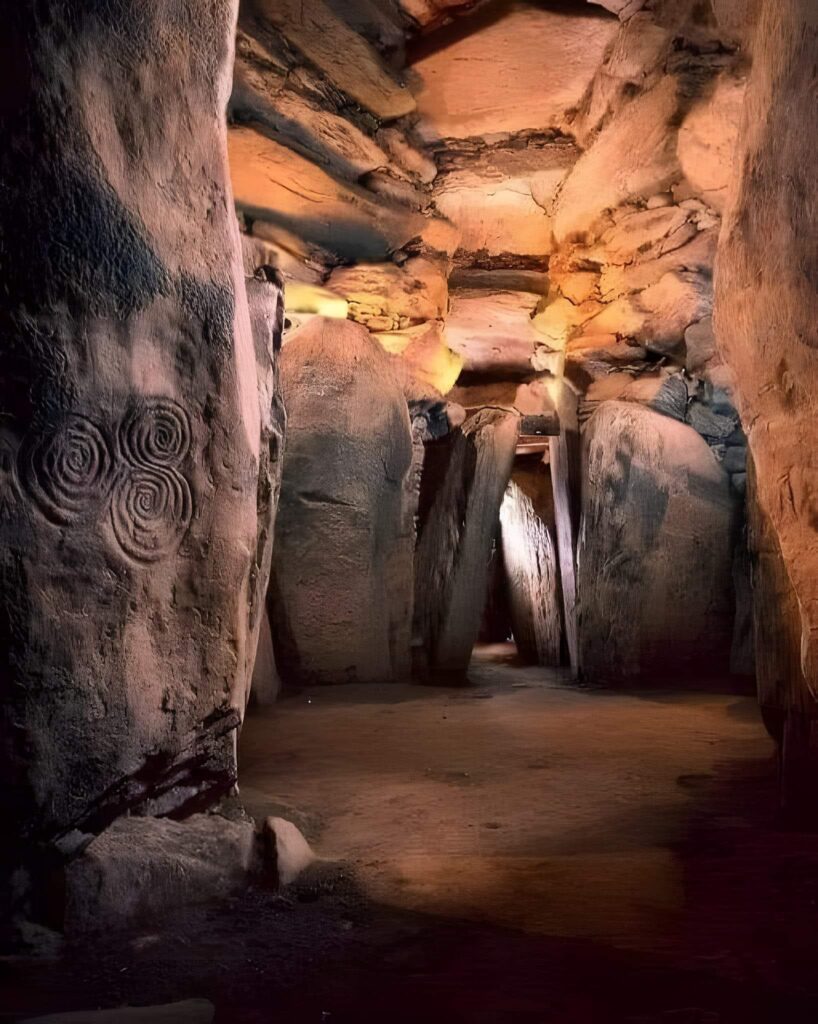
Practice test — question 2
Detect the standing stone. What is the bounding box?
[270,318,413,686]
[578,402,737,684]
[415,409,519,682]
[0,0,275,912]
[246,270,287,708]
[500,466,563,666]
[715,0,818,805]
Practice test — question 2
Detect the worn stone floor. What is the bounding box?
[8,646,818,1023]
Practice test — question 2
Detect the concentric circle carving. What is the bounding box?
[119,398,191,470]
[110,466,192,563]
[21,415,114,524]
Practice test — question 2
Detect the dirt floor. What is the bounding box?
[6,646,818,1023]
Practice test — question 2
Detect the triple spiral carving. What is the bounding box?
[21,415,114,525]
[21,399,193,563]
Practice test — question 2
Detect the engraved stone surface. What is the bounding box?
[0,0,282,926]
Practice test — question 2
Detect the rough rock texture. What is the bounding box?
[270,319,414,685]
[433,135,578,261]
[578,403,737,683]
[500,470,562,666]
[414,409,519,681]
[746,456,807,720]
[0,0,276,896]
[229,128,426,262]
[245,0,415,121]
[676,74,746,213]
[410,5,618,142]
[373,320,463,396]
[715,0,818,704]
[245,272,287,708]
[64,815,260,935]
[327,258,448,331]
[447,290,557,377]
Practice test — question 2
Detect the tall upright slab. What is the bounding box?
[0,1,275,875]
[415,409,519,682]
[270,318,414,686]
[715,2,818,755]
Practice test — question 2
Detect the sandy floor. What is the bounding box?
[240,645,774,959]
[8,646,818,1023]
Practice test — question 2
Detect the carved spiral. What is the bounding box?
[119,398,191,470]
[21,415,114,524]
[110,466,192,563]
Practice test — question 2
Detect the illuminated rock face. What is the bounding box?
[716,0,818,720]
[270,318,414,685]
[500,472,562,667]
[0,0,277,868]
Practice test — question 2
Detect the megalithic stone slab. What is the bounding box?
[415,408,520,682]
[0,0,274,868]
[577,401,737,684]
[500,470,562,667]
[270,318,414,685]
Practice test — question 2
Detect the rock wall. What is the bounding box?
[270,318,414,685]
[715,0,818,709]
[0,0,276,916]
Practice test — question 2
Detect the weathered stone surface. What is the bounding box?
[0,1,276,889]
[598,227,717,300]
[245,272,287,709]
[715,1,818,697]
[449,378,560,434]
[411,7,617,142]
[377,128,438,185]
[685,316,718,373]
[21,1002,215,1024]
[565,336,648,390]
[270,318,413,685]
[649,374,689,422]
[556,271,599,305]
[573,12,670,145]
[449,268,550,295]
[232,34,389,183]
[373,320,463,396]
[415,409,519,681]
[578,402,737,683]
[324,0,405,59]
[433,137,578,259]
[65,815,260,935]
[447,289,553,376]
[555,77,681,242]
[500,470,562,666]
[587,270,712,355]
[229,127,426,261]
[532,296,602,352]
[594,205,697,266]
[677,74,746,213]
[262,816,317,887]
[587,0,647,16]
[327,258,448,330]
[746,456,809,721]
[247,0,415,121]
